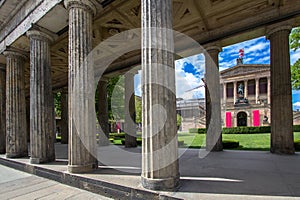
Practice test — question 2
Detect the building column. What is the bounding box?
[65,0,98,173]
[97,78,109,146]
[3,49,28,158]
[233,81,237,103]
[205,46,223,151]
[267,25,294,154]
[0,64,6,154]
[255,78,260,104]
[223,83,227,103]
[141,0,179,190]
[124,72,137,148]
[267,76,271,104]
[244,80,248,99]
[61,88,68,144]
[27,28,56,164]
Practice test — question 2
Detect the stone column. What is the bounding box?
[244,80,248,99]
[124,72,137,148]
[0,64,6,154]
[267,76,271,104]
[255,78,260,104]
[97,78,109,146]
[267,25,294,154]
[27,28,56,164]
[65,0,98,173]
[3,49,28,158]
[205,46,223,152]
[223,83,227,104]
[61,88,68,144]
[141,0,179,190]
[233,81,237,103]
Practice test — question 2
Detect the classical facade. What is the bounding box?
[0,0,299,191]
[221,62,271,127]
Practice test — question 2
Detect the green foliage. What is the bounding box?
[222,126,271,134]
[54,92,61,117]
[222,140,239,149]
[290,27,300,90]
[177,114,182,127]
[294,125,300,132]
[107,76,123,121]
[189,128,206,134]
[135,96,142,123]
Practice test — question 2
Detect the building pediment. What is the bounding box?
[220,64,270,77]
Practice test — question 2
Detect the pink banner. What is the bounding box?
[226,112,232,128]
[253,110,260,127]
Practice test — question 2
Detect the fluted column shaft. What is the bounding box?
[205,46,223,151]
[233,81,237,103]
[61,88,68,144]
[267,26,294,154]
[141,0,179,191]
[65,0,97,173]
[223,83,227,103]
[27,29,56,164]
[97,78,109,146]
[255,78,260,103]
[0,64,6,153]
[244,80,248,99]
[3,50,28,158]
[267,77,271,104]
[124,72,137,148]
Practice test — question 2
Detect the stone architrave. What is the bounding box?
[60,88,68,144]
[65,0,98,173]
[3,49,28,158]
[267,25,294,154]
[0,64,6,154]
[124,72,137,148]
[27,28,56,164]
[205,46,223,152]
[141,0,179,191]
[97,78,109,146]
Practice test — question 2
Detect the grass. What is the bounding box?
[177,132,300,151]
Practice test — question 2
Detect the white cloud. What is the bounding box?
[294,102,300,107]
[291,49,300,64]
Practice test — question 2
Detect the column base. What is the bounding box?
[270,147,295,155]
[125,141,137,148]
[68,163,97,173]
[141,175,180,191]
[6,152,28,158]
[30,157,55,164]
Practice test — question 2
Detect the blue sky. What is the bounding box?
[134,35,300,110]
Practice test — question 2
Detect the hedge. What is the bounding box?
[189,125,300,134]
[295,140,300,151]
[222,140,239,149]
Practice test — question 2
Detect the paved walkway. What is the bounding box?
[0,144,300,199]
[0,164,112,200]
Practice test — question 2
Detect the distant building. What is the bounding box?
[177,63,300,131]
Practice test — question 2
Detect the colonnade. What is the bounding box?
[0,0,295,191]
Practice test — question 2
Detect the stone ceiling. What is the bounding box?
[0,0,300,93]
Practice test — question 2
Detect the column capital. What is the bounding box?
[27,25,57,43]
[64,0,97,15]
[3,48,28,60]
[266,25,292,39]
[205,45,222,53]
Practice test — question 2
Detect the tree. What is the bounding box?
[290,27,300,90]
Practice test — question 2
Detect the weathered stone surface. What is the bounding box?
[65,0,98,173]
[27,28,56,164]
[97,78,110,147]
[3,49,28,158]
[60,88,68,144]
[124,72,137,148]
[0,64,6,154]
[141,0,179,191]
[205,46,223,152]
[267,25,295,154]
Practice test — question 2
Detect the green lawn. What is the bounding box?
[178,132,300,151]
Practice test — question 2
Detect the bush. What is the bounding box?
[294,125,300,132]
[222,126,271,134]
[295,140,300,151]
[222,140,239,149]
[189,128,206,134]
